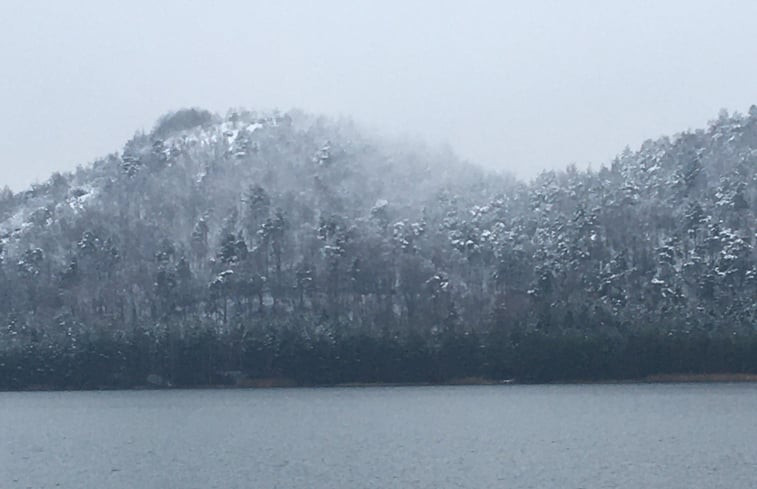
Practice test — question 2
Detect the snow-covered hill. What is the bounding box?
[0,106,755,387]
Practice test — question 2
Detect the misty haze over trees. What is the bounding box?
[0,107,755,389]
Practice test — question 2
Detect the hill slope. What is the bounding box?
[0,107,755,388]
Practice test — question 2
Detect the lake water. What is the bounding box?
[2,384,756,488]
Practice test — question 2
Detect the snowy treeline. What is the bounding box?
[0,107,755,388]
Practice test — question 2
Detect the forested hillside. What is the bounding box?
[0,107,755,388]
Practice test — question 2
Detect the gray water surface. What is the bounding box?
[2,384,756,488]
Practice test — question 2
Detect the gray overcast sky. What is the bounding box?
[1,1,757,190]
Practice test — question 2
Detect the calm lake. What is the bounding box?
[2,384,756,488]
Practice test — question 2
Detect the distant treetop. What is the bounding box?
[152,108,215,138]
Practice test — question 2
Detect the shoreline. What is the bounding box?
[639,373,757,383]
[5,373,757,392]
[331,373,757,387]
